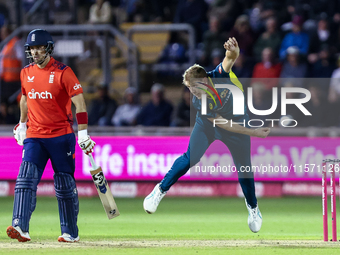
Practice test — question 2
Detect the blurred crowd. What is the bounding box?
[1,0,340,127]
[87,83,195,127]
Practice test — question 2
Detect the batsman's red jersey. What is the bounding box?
[21,57,83,138]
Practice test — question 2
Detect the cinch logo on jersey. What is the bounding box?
[73,83,81,90]
[28,89,52,99]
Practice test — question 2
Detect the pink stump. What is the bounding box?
[322,162,328,242]
[331,163,337,242]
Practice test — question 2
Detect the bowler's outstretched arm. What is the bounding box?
[222,37,240,73]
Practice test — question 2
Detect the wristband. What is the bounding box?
[78,129,88,139]
[76,112,88,125]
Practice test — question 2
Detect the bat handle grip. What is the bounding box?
[88,153,98,170]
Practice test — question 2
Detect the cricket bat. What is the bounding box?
[88,154,120,219]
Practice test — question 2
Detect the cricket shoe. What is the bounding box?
[143,183,166,214]
[6,226,31,242]
[245,199,262,233]
[58,233,80,243]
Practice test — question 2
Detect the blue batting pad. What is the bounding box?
[12,161,39,232]
[54,172,79,238]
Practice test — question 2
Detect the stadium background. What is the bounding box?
[0,0,340,253]
[0,0,339,196]
[0,0,338,198]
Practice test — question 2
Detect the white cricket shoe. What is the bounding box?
[143,183,166,214]
[6,226,31,242]
[58,233,80,243]
[245,199,262,233]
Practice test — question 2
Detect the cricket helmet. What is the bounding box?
[24,29,54,61]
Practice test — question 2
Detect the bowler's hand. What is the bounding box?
[224,37,240,59]
[252,128,271,138]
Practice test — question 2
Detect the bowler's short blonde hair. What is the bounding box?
[182,64,207,87]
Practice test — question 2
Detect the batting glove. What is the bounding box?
[78,134,96,155]
[13,122,27,146]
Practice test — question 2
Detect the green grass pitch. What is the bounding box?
[0,196,339,254]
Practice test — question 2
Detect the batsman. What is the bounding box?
[6,29,95,242]
[144,37,270,233]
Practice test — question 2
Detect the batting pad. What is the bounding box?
[54,172,79,238]
[13,161,39,232]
